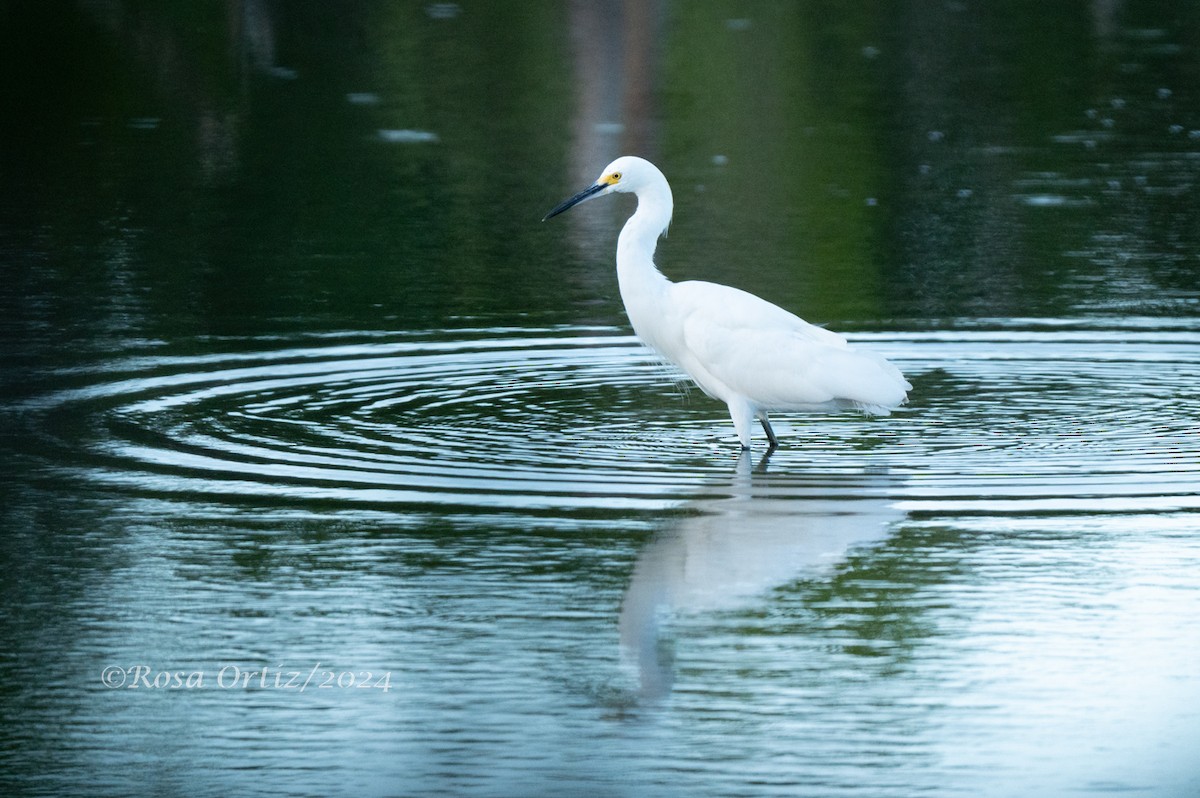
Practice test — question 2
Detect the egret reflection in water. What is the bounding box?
[620,454,903,699]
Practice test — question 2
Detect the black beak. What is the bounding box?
[543,182,606,221]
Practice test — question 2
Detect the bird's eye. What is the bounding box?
[611,172,622,182]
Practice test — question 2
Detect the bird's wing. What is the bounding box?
[672,280,848,347]
[673,281,909,412]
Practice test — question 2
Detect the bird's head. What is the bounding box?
[543,156,663,220]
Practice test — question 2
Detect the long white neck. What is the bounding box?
[615,179,674,350]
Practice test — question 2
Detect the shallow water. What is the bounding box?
[15,320,1200,514]
[4,3,1200,797]
[6,320,1200,796]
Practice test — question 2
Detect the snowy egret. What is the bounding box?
[544,156,911,449]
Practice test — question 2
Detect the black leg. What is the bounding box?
[759,414,779,449]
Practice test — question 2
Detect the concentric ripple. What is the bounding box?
[18,321,1200,514]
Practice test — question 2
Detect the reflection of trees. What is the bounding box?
[656,1,1200,319]
[4,0,1199,358]
[75,0,293,185]
[877,0,1200,317]
[0,1,286,360]
[552,0,667,312]
[564,0,665,183]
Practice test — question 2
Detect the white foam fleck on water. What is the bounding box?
[377,129,439,144]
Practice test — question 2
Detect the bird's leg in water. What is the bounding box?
[758,413,780,449]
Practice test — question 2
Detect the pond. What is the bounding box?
[2,3,1200,797]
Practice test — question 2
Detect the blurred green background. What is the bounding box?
[3,0,1198,372]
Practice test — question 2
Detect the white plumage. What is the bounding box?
[545,155,910,449]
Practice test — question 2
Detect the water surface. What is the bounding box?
[3,3,1200,797]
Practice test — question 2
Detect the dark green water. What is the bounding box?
[3,2,1200,797]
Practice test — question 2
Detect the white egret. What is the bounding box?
[544,156,910,449]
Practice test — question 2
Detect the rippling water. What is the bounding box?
[6,3,1200,796]
[19,320,1200,513]
[5,320,1200,796]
